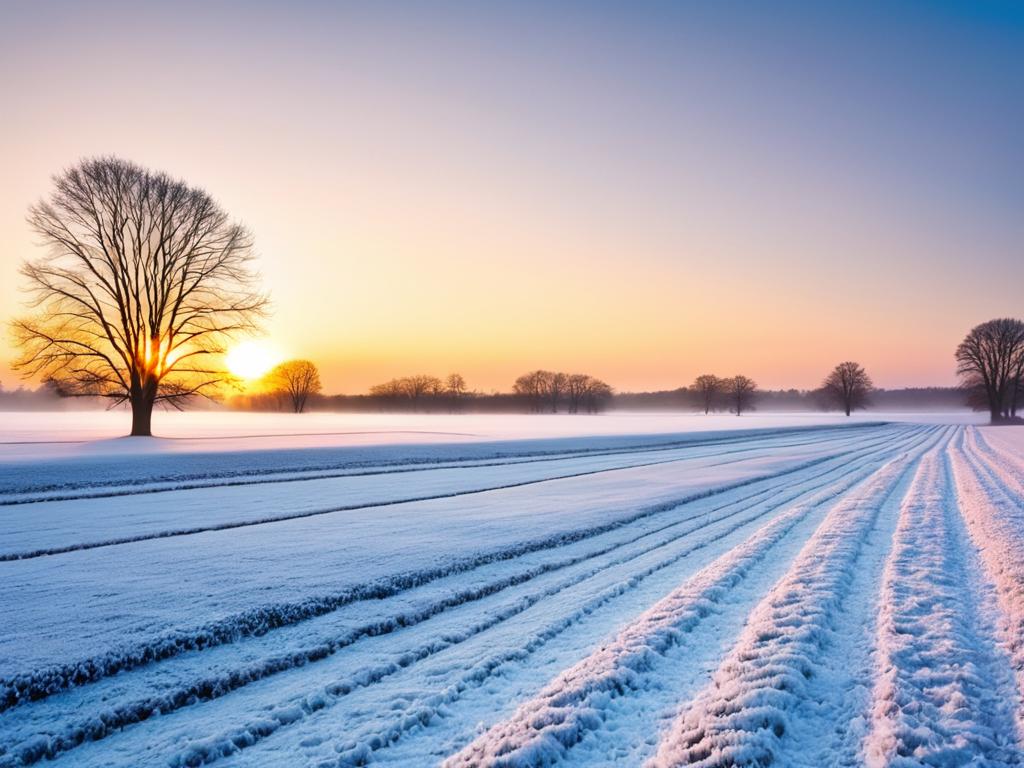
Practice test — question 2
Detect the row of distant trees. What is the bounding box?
[369,373,469,410]
[690,374,759,415]
[685,363,873,417]
[512,371,613,414]
[187,325,1024,423]
[361,371,614,413]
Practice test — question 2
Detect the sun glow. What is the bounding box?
[226,341,281,381]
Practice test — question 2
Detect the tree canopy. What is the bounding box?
[12,157,268,435]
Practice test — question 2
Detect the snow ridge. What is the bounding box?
[0,452,852,711]
[442,506,815,768]
[948,427,1024,733]
[864,447,1022,766]
[170,431,937,768]
[164,483,831,768]
[0,426,925,766]
[647,431,942,768]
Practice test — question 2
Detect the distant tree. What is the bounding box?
[1012,367,1024,420]
[10,157,268,436]
[725,375,757,415]
[583,378,614,413]
[955,318,1024,422]
[821,361,873,416]
[513,370,554,413]
[446,373,467,398]
[566,374,591,414]
[692,374,724,414]
[369,378,404,402]
[564,374,613,413]
[403,375,443,410]
[548,372,568,413]
[267,360,322,413]
[445,373,468,412]
[513,370,611,414]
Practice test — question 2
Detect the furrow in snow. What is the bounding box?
[442,506,815,768]
[948,427,1024,732]
[646,429,941,768]
[164,430,938,768]
[0,447,881,712]
[165,508,804,768]
[0,427,926,766]
[863,445,1022,766]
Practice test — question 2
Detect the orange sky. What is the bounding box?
[1,3,1021,395]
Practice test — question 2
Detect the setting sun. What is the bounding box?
[226,341,281,380]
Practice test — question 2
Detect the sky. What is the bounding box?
[0,0,1021,394]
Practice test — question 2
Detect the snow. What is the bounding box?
[0,409,982,461]
[864,447,1020,766]
[0,413,1019,768]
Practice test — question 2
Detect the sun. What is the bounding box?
[225,341,281,380]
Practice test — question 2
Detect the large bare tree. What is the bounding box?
[821,361,873,416]
[267,360,322,414]
[12,157,268,436]
[955,318,1024,422]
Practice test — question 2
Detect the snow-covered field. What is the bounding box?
[1,412,1020,767]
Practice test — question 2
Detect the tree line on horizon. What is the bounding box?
[352,370,614,414]
[512,371,613,414]
[4,156,1021,433]
[232,363,864,416]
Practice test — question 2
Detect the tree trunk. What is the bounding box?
[845,403,851,416]
[130,392,155,436]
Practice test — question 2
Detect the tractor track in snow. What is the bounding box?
[5,422,1017,768]
[0,428,922,715]
[646,426,948,768]
[863,442,1022,766]
[0,427,926,763]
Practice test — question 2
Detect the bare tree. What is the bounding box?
[725,375,757,415]
[404,374,443,410]
[513,370,554,413]
[514,370,613,414]
[821,361,873,416]
[692,374,723,414]
[446,373,467,398]
[583,378,613,413]
[267,360,322,414]
[548,372,568,413]
[11,157,267,436]
[566,374,590,414]
[445,372,468,412]
[955,318,1024,423]
[369,378,404,401]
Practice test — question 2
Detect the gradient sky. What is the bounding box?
[1,1,1021,393]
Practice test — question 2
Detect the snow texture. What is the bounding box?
[0,415,1019,768]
